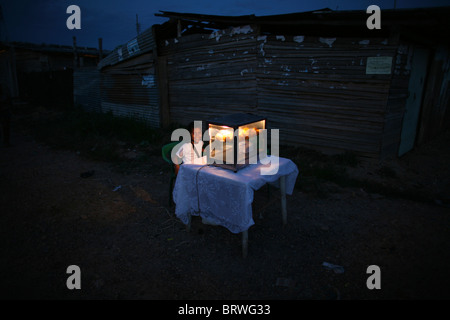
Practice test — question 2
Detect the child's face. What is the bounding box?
[192,127,202,144]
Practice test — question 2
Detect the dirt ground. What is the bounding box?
[1,112,450,300]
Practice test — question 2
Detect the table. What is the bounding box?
[173,156,299,257]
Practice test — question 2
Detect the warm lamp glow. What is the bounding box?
[239,127,257,137]
[215,129,234,142]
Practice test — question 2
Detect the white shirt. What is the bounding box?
[176,141,204,164]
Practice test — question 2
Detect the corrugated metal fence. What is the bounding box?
[101,53,160,128]
[73,67,101,112]
[74,27,160,128]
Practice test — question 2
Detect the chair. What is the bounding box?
[161,141,181,207]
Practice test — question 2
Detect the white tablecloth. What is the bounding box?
[173,156,299,233]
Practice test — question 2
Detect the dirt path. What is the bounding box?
[1,127,450,300]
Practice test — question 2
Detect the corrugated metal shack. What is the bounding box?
[75,27,161,127]
[152,7,450,159]
[78,7,450,159]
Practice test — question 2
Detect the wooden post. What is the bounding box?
[156,55,170,127]
[8,44,19,98]
[186,213,191,232]
[177,19,182,38]
[98,38,103,60]
[73,36,78,68]
[242,230,248,258]
[153,26,170,128]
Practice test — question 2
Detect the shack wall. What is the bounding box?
[101,52,160,127]
[258,34,395,158]
[160,26,397,158]
[159,25,258,126]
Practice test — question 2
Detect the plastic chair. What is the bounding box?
[162,141,181,207]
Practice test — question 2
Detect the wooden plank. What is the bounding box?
[156,55,170,127]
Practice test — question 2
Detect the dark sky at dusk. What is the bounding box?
[1,0,449,50]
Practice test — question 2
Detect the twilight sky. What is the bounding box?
[1,0,449,50]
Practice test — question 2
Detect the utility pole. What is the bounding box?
[136,14,141,36]
[98,38,103,61]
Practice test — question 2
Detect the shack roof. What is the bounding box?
[97,27,156,70]
[99,6,450,70]
[0,41,107,56]
[155,7,450,25]
[155,6,450,42]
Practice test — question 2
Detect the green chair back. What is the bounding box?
[162,141,180,165]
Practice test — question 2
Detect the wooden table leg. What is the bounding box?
[280,175,287,225]
[186,213,191,232]
[242,230,248,258]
